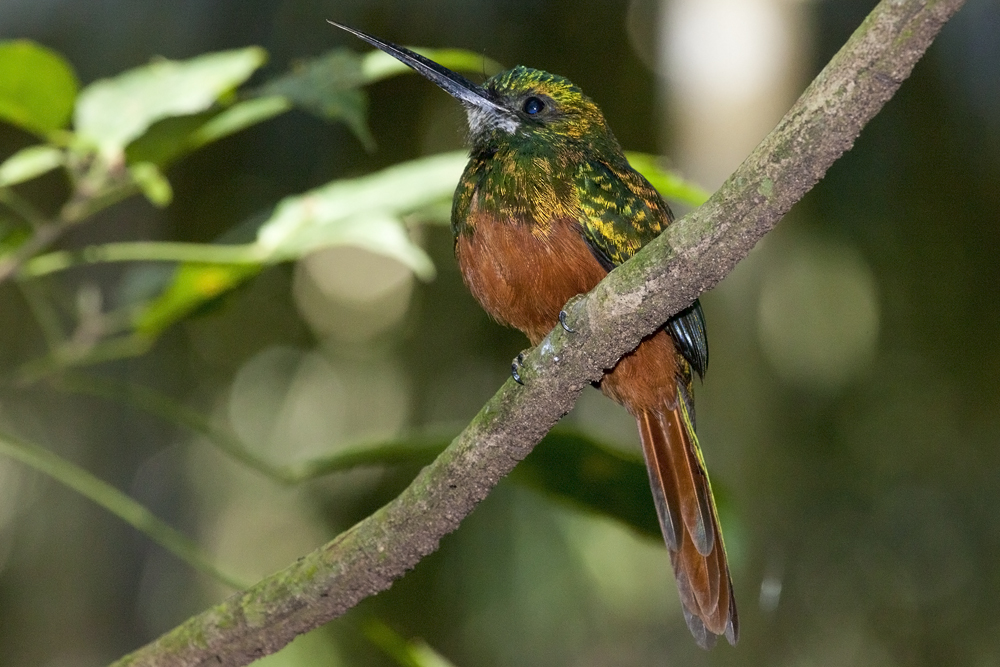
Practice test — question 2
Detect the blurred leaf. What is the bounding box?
[23,152,460,344]
[128,161,173,206]
[126,95,291,167]
[188,95,290,149]
[0,223,30,257]
[265,208,433,278]
[258,49,374,149]
[363,619,457,667]
[0,430,248,589]
[258,47,503,151]
[257,150,466,277]
[626,152,712,208]
[123,113,209,166]
[514,429,661,539]
[0,144,65,186]
[135,262,262,335]
[406,641,457,667]
[0,40,78,136]
[74,47,267,156]
[128,151,465,338]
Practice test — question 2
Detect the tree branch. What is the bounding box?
[110,1,966,665]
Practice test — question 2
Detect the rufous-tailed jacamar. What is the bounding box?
[331,22,738,649]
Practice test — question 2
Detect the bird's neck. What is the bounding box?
[452,142,585,238]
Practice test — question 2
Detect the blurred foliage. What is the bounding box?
[74,47,268,157]
[363,618,458,667]
[0,2,997,667]
[0,40,78,136]
[0,20,716,667]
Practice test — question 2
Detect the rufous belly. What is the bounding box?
[455,213,679,412]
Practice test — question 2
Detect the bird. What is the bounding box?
[330,21,738,649]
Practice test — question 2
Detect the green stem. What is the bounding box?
[0,222,63,284]
[50,373,448,483]
[0,166,143,285]
[0,431,249,590]
[16,335,155,384]
[59,178,139,224]
[24,241,266,277]
[0,187,48,228]
[16,279,66,352]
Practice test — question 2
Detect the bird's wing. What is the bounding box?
[575,160,708,378]
[574,160,668,267]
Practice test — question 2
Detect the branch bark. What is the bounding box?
[110,1,966,664]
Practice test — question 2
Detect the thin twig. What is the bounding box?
[0,222,63,284]
[0,187,48,228]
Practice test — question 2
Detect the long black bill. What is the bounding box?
[328,21,505,116]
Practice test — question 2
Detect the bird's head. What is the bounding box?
[330,22,620,158]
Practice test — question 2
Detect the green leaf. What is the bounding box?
[0,144,65,186]
[258,49,374,149]
[134,262,263,335]
[126,95,291,167]
[626,152,712,208]
[74,47,267,156]
[363,619,457,667]
[257,151,467,279]
[123,113,211,166]
[0,40,78,136]
[28,152,466,339]
[269,208,435,279]
[257,47,502,151]
[513,429,661,539]
[0,223,30,258]
[187,95,290,149]
[129,162,173,206]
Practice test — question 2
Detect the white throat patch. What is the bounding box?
[464,104,518,138]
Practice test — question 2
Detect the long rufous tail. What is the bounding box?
[636,400,738,649]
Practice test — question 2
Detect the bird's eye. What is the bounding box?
[523,96,545,115]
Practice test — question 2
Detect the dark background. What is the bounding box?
[0,1,998,665]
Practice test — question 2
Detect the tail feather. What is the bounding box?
[636,401,738,648]
[659,409,713,556]
[638,412,680,550]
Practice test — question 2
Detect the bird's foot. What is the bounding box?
[558,309,576,333]
[511,352,526,385]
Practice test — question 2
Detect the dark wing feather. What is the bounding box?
[668,300,709,379]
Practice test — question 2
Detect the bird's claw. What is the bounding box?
[559,310,576,333]
[511,352,526,385]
